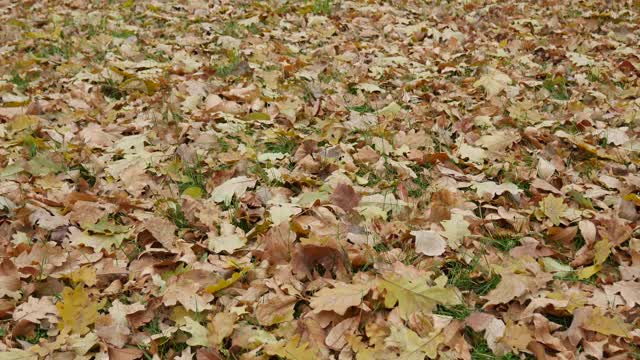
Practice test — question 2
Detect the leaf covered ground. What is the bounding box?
[1,0,639,359]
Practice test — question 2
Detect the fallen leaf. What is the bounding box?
[310,282,371,315]
[211,176,257,205]
[330,183,362,212]
[377,274,460,319]
[440,213,471,249]
[473,68,512,97]
[541,194,567,226]
[56,286,99,335]
[412,230,446,256]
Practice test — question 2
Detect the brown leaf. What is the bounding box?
[330,183,361,212]
[255,293,297,326]
[108,346,144,360]
[143,216,179,251]
[325,316,359,350]
[0,259,21,299]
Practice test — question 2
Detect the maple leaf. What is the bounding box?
[0,349,38,360]
[330,183,362,212]
[96,300,144,348]
[440,213,470,249]
[13,296,58,324]
[377,275,461,319]
[473,68,512,97]
[482,273,528,306]
[309,282,371,315]
[540,194,567,226]
[205,267,249,294]
[63,265,97,286]
[458,143,487,164]
[163,279,213,312]
[66,226,128,251]
[211,176,256,205]
[582,308,632,338]
[255,293,297,326]
[472,181,522,199]
[209,312,237,345]
[143,216,179,251]
[0,259,21,300]
[181,317,211,347]
[263,335,320,360]
[411,230,446,256]
[56,286,99,335]
[207,222,246,253]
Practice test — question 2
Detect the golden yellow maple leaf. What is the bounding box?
[263,335,319,360]
[541,194,567,226]
[377,275,461,319]
[578,238,611,280]
[56,286,98,335]
[583,308,631,338]
[63,266,97,286]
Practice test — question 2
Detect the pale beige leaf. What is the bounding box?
[310,282,371,315]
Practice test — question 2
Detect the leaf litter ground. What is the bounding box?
[0,1,639,359]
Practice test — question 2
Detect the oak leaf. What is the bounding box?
[310,282,371,315]
[385,325,443,360]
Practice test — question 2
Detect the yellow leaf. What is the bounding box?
[0,349,38,360]
[386,325,443,360]
[263,335,319,360]
[56,287,98,335]
[377,275,460,319]
[583,308,631,338]
[577,264,601,280]
[205,267,249,294]
[593,238,611,265]
[182,186,203,199]
[623,193,640,205]
[541,194,567,225]
[181,317,211,347]
[64,266,97,286]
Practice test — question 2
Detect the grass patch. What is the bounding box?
[264,134,298,154]
[349,103,375,113]
[10,71,30,91]
[312,0,332,15]
[434,304,472,320]
[17,326,48,344]
[482,234,521,252]
[178,163,207,197]
[446,259,501,296]
[216,50,241,78]
[465,327,528,360]
[543,75,570,100]
[166,201,190,229]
